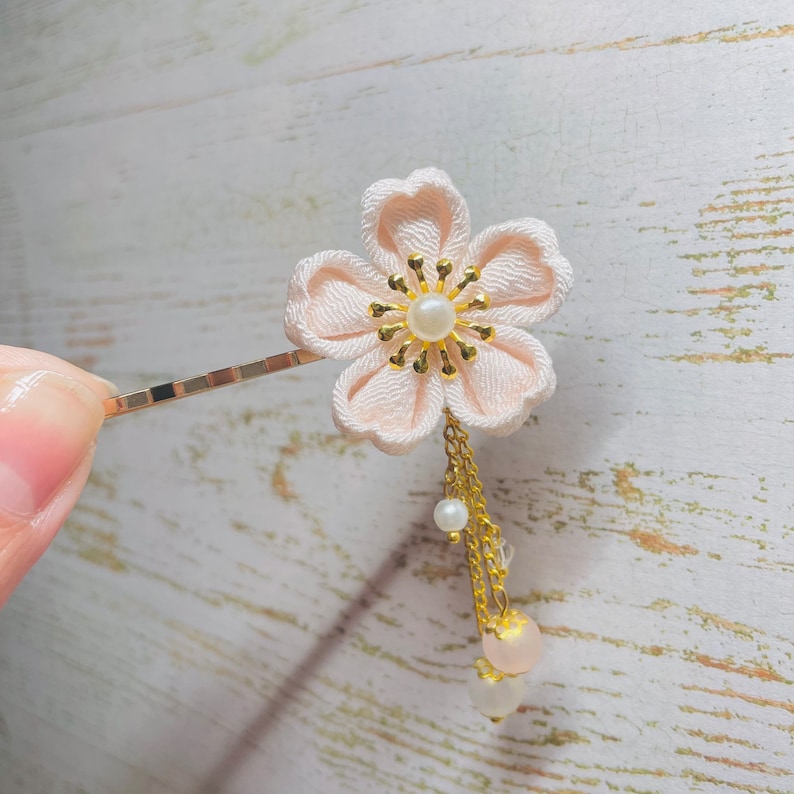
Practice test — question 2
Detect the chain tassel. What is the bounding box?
[442,410,510,632]
[438,409,544,722]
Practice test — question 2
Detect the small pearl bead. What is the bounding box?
[433,498,469,532]
[406,293,457,342]
[467,666,525,719]
[482,611,543,675]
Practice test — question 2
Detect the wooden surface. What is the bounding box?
[1,2,793,792]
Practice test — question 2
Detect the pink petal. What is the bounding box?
[464,219,573,327]
[332,346,445,455]
[361,167,471,287]
[285,250,394,360]
[443,326,556,435]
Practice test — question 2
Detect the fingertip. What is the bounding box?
[0,371,104,517]
[0,345,118,402]
[0,447,96,609]
[89,375,120,397]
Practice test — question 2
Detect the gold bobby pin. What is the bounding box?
[102,349,323,419]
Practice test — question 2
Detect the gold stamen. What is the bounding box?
[438,339,457,380]
[389,334,416,369]
[450,331,477,361]
[455,319,495,342]
[413,342,431,374]
[369,301,408,318]
[377,322,408,341]
[455,292,490,312]
[388,274,417,300]
[446,265,481,300]
[407,253,430,293]
[435,259,453,293]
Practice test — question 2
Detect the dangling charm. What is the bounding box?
[468,657,526,721]
[438,409,544,720]
[284,167,572,721]
[483,609,543,676]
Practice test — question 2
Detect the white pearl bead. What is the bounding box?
[433,498,469,532]
[467,666,525,719]
[482,611,543,675]
[406,293,456,342]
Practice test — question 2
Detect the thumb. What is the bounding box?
[0,370,106,607]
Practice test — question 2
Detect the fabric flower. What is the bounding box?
[285,167,572,455]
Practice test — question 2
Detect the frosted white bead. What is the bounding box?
[482,611,543,675]
[467,667,525,719]
[433,498,469,532]
[406,293,456,342]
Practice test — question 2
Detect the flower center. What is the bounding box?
[370,253,496,380]
[406,293,457,342]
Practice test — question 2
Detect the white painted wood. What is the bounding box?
[1,2,793,792]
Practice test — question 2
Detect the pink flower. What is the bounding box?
[285,168,572,455]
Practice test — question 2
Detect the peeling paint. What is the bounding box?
[613,464,643,503]
[666,346,792,364]
[629,529,698,557]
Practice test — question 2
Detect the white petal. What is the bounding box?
[332,345,445,455]
[361,167,471,288]
[285,250,393,360]
[444,326,556,435]
[464,219,573,327]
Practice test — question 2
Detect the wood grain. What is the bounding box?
[1,1,793,792]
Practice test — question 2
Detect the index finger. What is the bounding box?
[0,346,116,401]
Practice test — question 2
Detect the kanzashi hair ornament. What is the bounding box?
[103,167,573,721]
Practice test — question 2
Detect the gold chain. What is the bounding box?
[442,409,510,635]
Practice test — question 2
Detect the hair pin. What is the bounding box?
[102,349,322,418]
[105,167,572,721]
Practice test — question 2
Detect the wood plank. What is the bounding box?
[1,1,792,792]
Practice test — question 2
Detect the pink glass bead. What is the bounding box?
[482,610,543,675]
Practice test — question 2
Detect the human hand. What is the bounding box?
[0,345,115,607]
